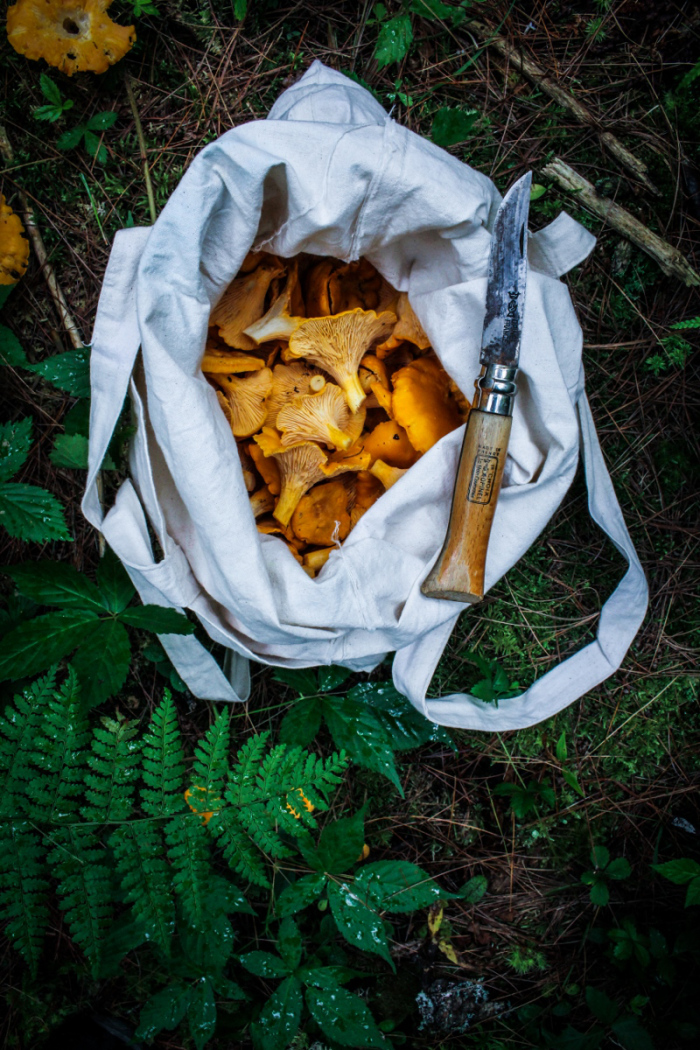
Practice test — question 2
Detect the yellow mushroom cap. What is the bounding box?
[376,292,431,357]
[350,470,384,527]
[7,0,135,76]
[287,309,396,414]
[214,367,272,438]
[249,487,276,519]
[291,479,351,546]
[264,361,326,428]
[243,260,305,344]
[327,258,384,314]
[361,420,418,469]
[391,356,463,454]
[303,546,336,573]
[211,259,283,351]
[0,195,30,285]
[277,384,356,450]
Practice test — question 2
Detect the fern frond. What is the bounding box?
[0,820,49,976]
[166,813,215,928]
[208,809,271,888]
[28,667,90,823]
[141,691,186,817]
[190,709,230,813]
[671,316,700,329]
[227,733,270,805]
[51,825,114,977]
[0,668,57,815]
[82,713,140,822]
[236,802,294,859]
[110,823,175,954]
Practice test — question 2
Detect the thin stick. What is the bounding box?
[0,124,85,349]
[124,73,157,225]
[541,157,700,286]
[466,19,660,196]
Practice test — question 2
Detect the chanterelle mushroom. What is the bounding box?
[7,0,135,75]
[214,367,273,438]
[243,261,305,344]
[370,460,408,490]
[0,195,29,285]
[376,292,431,357]
[202,349,265,374]
[361,420,417,469]
[277,384,357,450]
[291,480,351,546]
[211,259,283,350]
[392,356,463,454]
[264,362,325,428]
[287,309,396,415]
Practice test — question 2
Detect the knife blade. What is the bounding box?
[421,172,532,604]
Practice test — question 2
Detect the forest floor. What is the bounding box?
[1,1,699,1048]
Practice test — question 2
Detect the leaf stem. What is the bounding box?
[124,74,157,225]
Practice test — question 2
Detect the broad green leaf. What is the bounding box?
[306,983,387,1047]
[276,873,327,916]
[273,667,319,696]
[530,184,547,201]
[327,880,393,968]
[279,697,322,747]
[324,698,403,794]
[28,347,90,397]
[591,845,610,870]
[605,858,631,881]
[239,950,289,978]
[585,986,618,1025]
[34,104,63,123]
[562,768,585,797]
[431,107,478,148]
[188,976,217,1050]
[5,561,107,611]
[458,874,488,903]
[297,965,359,989]
[96,548,135,613]
[652,858,700,884]
[0,609,99,681]
[50,434,90,470]
[355,861,447,913]
[56,126,84,151]
[610,1015,654,1050]
[87,111,119,132]
[251,976,302,1050]
[136,981,193,1039]
[409,0,456,19]
[589,880,609,907]
[277,917,303,970]
[0,324,28,367]
[83,130,103,161]
[234,0,248,18]
[555,730,568,762]
[39,74,62,106]
[0,418,33,483]
[0,483,72,541]
[63,399,91,437]
[318,665,352,691]
[307,807,366,875]
[119,605,195,635]
[685,877,700,907]
[348,681,454,750]
[72,618,131,708]
[375,14,413,69]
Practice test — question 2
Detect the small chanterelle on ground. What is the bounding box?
[205,253,469,576]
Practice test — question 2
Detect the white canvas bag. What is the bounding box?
[83,61,648,730]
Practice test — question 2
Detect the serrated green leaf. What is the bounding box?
[327,880,393,968]
[355,860,447,913]
[277,916,303,970]
[136,982,193,1040]
[610,1014,654,1050]
[318,665,352,691]
[0,483,72,542]
[652,858,700,884]
[606,858,631,881]
[0,418,33,483]
[56,126,85,151]
[5,561,107,612]
[83,129,102,160]
[458,874,488,903]
[589,880,609,907]
[188,976,217,1050]
[375,14,413,68]
[591,845,610,870]
[39,74,62,105]
[0,323,28,367]
[431,107,478,148]
[306,983,387,1047]
[348,681,454,751]
[251,976,302,1050]
[585,986,618,1025]
[50,434,90,470]
[324,698,403,795]
[87,111,118,132]
[273,667,319,696]
[119,605,195,635]
[305,807,365,875]
[71,618,131,708]
[0,610,99,681]
[276,873,328,916]
[279,697,322,746]
[28,347,91,397]
[240,950,290,978]
[96,548,134,613]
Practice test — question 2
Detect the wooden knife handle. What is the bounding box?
[422,409,512,604]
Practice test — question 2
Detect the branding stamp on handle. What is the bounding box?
[467,449,499,504]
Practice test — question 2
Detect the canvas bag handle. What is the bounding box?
[82,228,244,704]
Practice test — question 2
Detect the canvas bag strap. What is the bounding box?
[82,227,245,704]
[392,388,649,730]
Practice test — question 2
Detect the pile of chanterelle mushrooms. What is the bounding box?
[203,254,469,577]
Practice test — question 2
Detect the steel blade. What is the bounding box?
[480,172,532,367]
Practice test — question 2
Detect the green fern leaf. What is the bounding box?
[141,691,186,817]
[0,820,49,975]
[166,813,215,928]
[190,709,230,815]
[670,316,700,329]
[209,808,271,888]
[227,732,270,805]
[51,825,114,977]
[110,822,175,954]
[0,668,57,814]
[82,713,140,822]
[28,667,90,822]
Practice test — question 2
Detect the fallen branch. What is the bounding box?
[540,157,700,286]
[466,20,660,196]
[0,123,85,350]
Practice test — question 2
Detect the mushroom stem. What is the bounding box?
[327,425,353,451]
[341,371,367,415]
[274,481,306,528]
[370,460,408,489]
